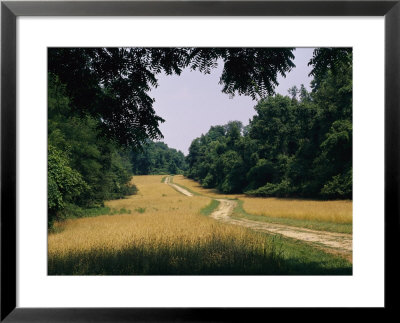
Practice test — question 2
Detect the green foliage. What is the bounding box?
[130,141,187,175]
[246,159,275,190]
[246,179,294,197]
[186,121,248,194]
[321,169,352,199]
[48,74,137,227]
[49,48,295,147]
[320,120,352,164]
[308,48,352,90]
[186,48,352,199]
[48,145,88,225]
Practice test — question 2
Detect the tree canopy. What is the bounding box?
[49,48,296,147]
[186,49,352,199]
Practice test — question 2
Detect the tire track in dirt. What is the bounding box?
[210,199,352,260]
[165,176,193,196]
[166,177,352,260]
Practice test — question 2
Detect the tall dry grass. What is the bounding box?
[240,197,352,224]
[172,175,243,199]
[48,175,284,275]
[173,176,352,224]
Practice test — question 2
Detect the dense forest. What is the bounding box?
[48,47,352,228]
[48,74,136,225]
[48,74,187,226]
[130,141,187,175]
[186,51,352,199]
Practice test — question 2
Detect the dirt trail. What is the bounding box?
[166,178,352,260]
[210,199,352,260]
[165,176,193,197]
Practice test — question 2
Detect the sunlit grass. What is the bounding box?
[48,176,283,274]
[174,175,352,225]
[49,176,210,254]
[172,175,243,199]
[240,197,352,224]
[233,200,352,234]
[48,175,352,275]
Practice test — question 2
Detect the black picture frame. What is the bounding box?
[1,0,399,321]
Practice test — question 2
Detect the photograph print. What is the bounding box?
[48,48,352,275]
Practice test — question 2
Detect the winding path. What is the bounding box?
[166,178,352,260]
[164,176,193,196]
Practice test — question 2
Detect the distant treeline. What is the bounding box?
[186,55,352,199]
[130,141,187,175]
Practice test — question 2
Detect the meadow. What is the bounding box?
[48,175,351,275]
[172,176,352,233]
[49,175,282,274]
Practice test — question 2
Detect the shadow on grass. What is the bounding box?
[48,239,351,276]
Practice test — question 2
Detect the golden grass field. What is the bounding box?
[241,197,352,224]
[49,175,210,255]
[48,175,288,275]
[173,175,352,224]
[172,175,243,199]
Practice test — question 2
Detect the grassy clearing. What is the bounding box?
[49,176,285,274]
[173,176,352,233]
[233,200,352,234]
[48,175,351,275]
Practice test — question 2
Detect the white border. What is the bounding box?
[17,17,384,307]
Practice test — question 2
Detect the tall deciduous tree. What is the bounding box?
[49,48,295,147]
[186,48,352,199]
[48,74,137,226]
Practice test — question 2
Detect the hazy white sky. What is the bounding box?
[150,48,314,155]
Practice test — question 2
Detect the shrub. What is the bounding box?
[320,170,352,199]
[245,179,294,197]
